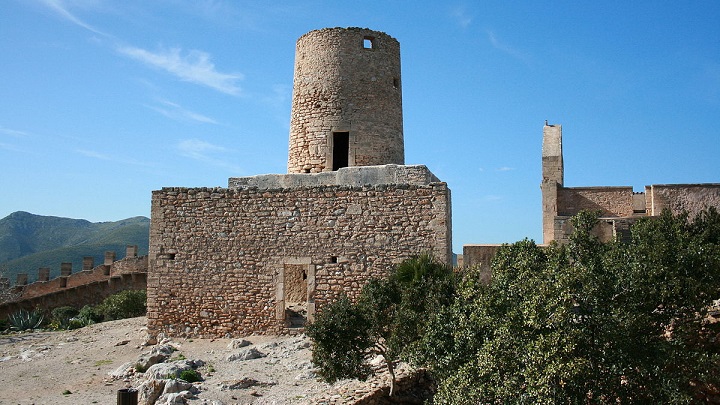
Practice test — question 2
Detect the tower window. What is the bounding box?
[393,77,400,89]
[363,36,375,49]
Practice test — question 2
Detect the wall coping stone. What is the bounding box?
[228,164,440,190]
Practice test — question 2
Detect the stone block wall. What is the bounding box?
[558,187,635,217]
[647,184,720,217]
[148,179,451,338]
[462,244,501,283]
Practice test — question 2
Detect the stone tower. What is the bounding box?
[287,27,404,173]
[541,122,563,244]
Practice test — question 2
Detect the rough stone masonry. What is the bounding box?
[148,28,452,338]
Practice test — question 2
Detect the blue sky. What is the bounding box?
[1,1,719,253]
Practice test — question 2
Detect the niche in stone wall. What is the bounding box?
[277,260,315,328]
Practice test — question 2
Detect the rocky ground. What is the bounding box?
[0,317,428,405]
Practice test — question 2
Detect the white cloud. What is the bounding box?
[147,100,219,124]
[76,149,111,160]
[176,139,243,172]
[38,0,110,36]
[118,45,243,95]
[487,30,529,63]
[0,126,29,137]
[76,149,154,167]
[0,142,22,152]
[450,5,473,28]
[496,166,514,172]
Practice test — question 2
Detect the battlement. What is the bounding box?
[0,245,148,319]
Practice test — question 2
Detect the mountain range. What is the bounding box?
[0,211,149,284]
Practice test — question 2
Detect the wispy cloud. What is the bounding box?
[0,142,23,152]
[117,45,243,95]
[484,195,503,202]
[496,166,515,172]
[76,149,154,167]
[38,0,110,37]
[450,5,473,28]
[486,30,529,63]
[147,99,219,124]
[0,126,29,137]
[76,149,111,160]
[176,139,243,172]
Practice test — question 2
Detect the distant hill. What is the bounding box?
[0,211,149,284]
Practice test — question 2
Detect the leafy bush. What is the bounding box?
[50,306,79,329]
[419,209,720,404]
[96,290,146,321]
[178,369,202,383]
[77,304,103,324]
[8,308,44,331]
[307,253,453,396]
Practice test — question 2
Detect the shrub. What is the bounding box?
[96,290,146,321]
[178,369,202,383]
[8,308,44,331]
[77,304,103,324]
[50,306,79,329]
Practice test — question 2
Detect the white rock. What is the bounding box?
[226,348,266,362]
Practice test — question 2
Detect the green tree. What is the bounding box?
[419,209,720,404]
[307,253,453,396]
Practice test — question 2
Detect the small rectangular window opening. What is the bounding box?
[363,36,375,49]
[330,256,338,264]
[393,77,400,89]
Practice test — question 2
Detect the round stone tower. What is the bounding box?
[288,27,404,173]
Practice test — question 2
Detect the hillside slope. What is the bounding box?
[0,212,149,283]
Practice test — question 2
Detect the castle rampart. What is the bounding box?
[0,247,148,319]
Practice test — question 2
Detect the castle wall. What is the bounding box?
[462,244,501,283]
[557,186,635,217]
[148,175,452,338]
[647,184,720,217]
[0,255,148,319]
[288,28,403,173]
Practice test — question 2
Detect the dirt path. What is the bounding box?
[0,317,343,404]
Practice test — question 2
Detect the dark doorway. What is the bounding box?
[332,132,349,171]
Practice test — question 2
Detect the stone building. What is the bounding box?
[464,122,720,273]
[541,122,720,244]
[147,28,452,338]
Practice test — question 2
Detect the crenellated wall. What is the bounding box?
[0,250,148,319]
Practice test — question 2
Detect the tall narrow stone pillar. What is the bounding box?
[105,251,116,265]
[38,267,50,282]
[83,256,95,271]
[541,122,563,244]
[16,273,28,286]
[126,245,138,258]
[60,262,72,277]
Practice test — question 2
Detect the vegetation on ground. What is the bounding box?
[4,289,146,332]
[7,308,44,331]
[309,208,720,403]
[306,253,454,396]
